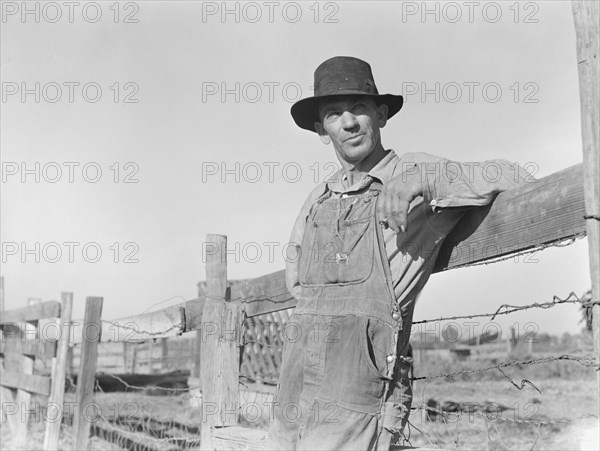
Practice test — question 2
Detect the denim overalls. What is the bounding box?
[269,179,414,450]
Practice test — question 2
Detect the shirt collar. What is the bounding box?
[325,149,400,193]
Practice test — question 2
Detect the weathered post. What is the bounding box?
[148,339,155,374]
[160,337,168,371]
[572,0,599,378]
[200,234,245,450]
[0,276,5,426]
[73,297,103,450]
[43,292,74,450]
[0,276,4,314]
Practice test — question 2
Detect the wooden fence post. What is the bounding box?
[0,276,5,426]
[200,234,245,450]
[43,292,74,450]
[148,340,155,374]
[193,330,202,378]
[16,320,36,444]
[73,297,103,451]
[188,330,203,409]
[160,337,168,372]
[0,276,4,314]
[572,0,600,382]
[67,345,74,377]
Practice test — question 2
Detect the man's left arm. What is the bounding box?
[379,152,535,233]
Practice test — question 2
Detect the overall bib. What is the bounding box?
[269,179,414,450]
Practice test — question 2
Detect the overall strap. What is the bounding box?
[307,184,333,222]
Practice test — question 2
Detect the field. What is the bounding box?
[406,378,599,450]
[2,376,598,450]
[2,332,598,450]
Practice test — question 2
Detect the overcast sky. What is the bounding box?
[1,0,593,338]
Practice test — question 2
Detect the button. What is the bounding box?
[335,253,349,264]
[364,197,371,203]
[344,220,352,226]
[430,199,437,206]
[341,193,348,199]
[386,355,396,363]
[392,312,401,321]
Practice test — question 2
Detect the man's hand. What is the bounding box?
[376,172,424,234]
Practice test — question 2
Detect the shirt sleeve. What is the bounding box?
[285,183,328,299]
[400,152,536,209]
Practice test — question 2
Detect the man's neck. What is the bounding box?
[338,144,387,187]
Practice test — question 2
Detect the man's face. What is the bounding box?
[315,96,388,166]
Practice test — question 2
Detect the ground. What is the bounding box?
[1,378,597,450]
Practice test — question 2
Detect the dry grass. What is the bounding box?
[1,376,597,450]
[405,378,599,450]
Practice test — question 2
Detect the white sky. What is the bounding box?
[0,1,593,337]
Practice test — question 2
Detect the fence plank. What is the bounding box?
[0,370,51,396]
[0,301,61,324]
[232,270,295,318]
[44,292,74,450]
[435,163,586,270]
[73,297,104,451]
[0,338,57,359]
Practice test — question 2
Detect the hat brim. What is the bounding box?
[290,92,404,132]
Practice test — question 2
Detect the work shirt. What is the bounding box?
[286,149,533,310]
[270,149,533,450]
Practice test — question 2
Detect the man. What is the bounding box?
[267,56,531,450]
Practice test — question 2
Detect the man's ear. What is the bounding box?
[314,122,331,145]
[376,103,388,128]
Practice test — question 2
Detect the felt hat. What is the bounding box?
[291,56,404,132]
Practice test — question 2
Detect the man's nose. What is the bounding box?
[340,111,359,130]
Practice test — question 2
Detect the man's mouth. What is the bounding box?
[344,134,364,143]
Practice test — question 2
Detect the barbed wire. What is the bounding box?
[96,372,195,393]
[412,291,592,325]
[239,373,280,386]
[411,353,599,382]
[100,319,185,341]
[446,232,586,270]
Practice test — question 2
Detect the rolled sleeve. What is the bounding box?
[402,152,536,210]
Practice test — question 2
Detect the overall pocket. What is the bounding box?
[320,316,387,414]
[299,215,375,286]
[361,317,395,379]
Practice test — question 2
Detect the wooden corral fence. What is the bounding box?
[0,293,111,450]
[0,295,72,451]
[0,2,597,450]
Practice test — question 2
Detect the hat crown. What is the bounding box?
[314,56,379,96]
[290,56,403,132]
